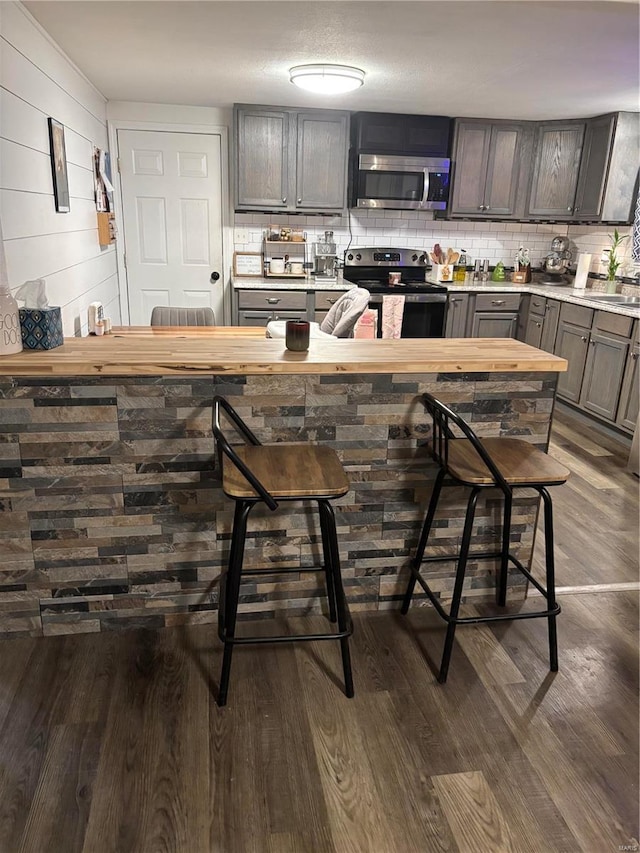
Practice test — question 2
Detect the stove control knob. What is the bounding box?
[347,253,353,261]
[419,254,427,264]
[412,254,418,262]
[356,253,362,261]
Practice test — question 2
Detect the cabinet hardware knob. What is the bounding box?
[485,205,490,211]
[590,340,595,346]
[632,352,639,361]
[567,207,573,212]
[327,298,337,304]
[581,336,588,342]
[266,298,280,304]
[478,205,484,210]
[297,198,302,204]
[282,197,287,203]
[492,300,505,305]
[536,322,541,327]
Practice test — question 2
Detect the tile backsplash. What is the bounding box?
[234,210,637,276]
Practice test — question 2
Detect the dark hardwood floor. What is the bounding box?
[0,411,637,852]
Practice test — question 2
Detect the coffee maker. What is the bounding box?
[312,231,337,283]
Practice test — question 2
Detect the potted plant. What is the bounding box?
[603,228,629,292]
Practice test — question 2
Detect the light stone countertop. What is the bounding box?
[233,275,640,319]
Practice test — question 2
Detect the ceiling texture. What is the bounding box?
[23,0,640,120]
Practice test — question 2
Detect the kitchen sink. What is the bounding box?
[584,294,640,305]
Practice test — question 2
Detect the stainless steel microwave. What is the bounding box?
[353,154,450,211]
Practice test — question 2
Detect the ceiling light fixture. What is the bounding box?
[289,64,365,95]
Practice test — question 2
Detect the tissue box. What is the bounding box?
[19,307,63,350]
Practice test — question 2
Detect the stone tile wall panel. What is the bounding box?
[0,372,556,636]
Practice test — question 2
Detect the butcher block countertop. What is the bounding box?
[0,327,567,376]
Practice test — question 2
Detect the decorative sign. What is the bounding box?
[233,252,263,277]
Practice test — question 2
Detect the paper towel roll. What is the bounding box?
[573,253,591,290]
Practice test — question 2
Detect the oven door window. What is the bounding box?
[360,169,425,203]
[400,301,445,338]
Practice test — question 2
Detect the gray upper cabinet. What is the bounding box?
[234,104,349,213]
[450,120,532,218]
[295,112,349,209]
[574,112,640,223]
[527,122,585,218]
[235,107,290,210]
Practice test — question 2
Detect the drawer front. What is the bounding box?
[559,301,594,329]
[237,309,305,327]
[475,293,521,311]
[237,290,308,310]
[594,310,633,338]
[315,291,346,310]
[529,296,547,313]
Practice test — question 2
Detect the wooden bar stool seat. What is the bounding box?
[402,393,569,684]
[446,437,570,486]
[213,396,354,707]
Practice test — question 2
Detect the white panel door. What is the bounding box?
[117,129,224,325]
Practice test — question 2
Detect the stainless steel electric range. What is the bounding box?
[343,247,446,338]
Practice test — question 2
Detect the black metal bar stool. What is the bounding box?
[402,392,570,683]
[212,396,354,706]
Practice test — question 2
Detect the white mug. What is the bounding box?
[290,262,304,276]
[270,258,285,275]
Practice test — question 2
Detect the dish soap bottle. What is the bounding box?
[454,250,467,282]
[491,261,506,282]
[0,220,22,355]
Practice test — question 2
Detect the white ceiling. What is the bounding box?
[23,0,640,120]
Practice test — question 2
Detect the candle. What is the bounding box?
[285,319,310,352]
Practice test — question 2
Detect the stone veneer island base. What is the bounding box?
[0,334,565,637]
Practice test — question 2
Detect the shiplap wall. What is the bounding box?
[0,2,119,336]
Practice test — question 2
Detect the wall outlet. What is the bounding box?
[235,229,249,244]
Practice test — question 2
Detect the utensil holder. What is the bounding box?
[433,264,454,282]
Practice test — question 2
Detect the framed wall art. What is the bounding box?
[48,117,70,212]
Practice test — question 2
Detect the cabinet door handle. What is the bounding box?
[492,300,506,305]
[266,298,281,304]
[326,297,337,304]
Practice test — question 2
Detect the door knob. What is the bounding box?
[210,271,220,282]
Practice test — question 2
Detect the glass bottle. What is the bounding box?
[454,250,467,282]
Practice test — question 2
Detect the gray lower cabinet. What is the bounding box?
[524,311,544,349]
[445,292,470,336]
[617,323,640,432]
[472,311,518,338]
[234,104,349,212]
[527,121,585,218]
[449,120,532,218]
[470,292,520,338]
[541,299,561,353]
[580,331,629,421]
[555,320,591,402]
[235,288,308,327]
[554,304,637,430]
